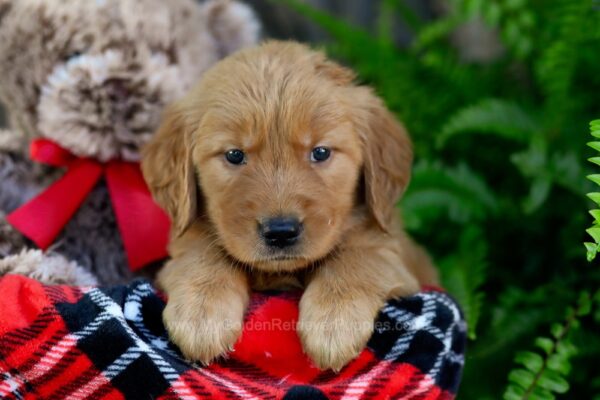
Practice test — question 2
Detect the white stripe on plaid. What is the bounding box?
[2,287,195,400]
[382,292,465,379]
[0,371,25,400]
[1,281,465,399]
[339,360,391,400]
[83,288,198,400]
[196,367,258,399]
[63,371,110,400]
[7,288,101,394]
[123,282,177,357]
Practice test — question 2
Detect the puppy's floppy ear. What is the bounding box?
[141,104,198,237]
[358,95,413,232]
[201,0,260,57]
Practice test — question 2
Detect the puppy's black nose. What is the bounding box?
[260,217,302,248]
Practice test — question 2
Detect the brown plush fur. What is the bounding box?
[0,0,260,284]
[0,0,260,161]
[142,41,437,371]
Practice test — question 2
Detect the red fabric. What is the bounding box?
[6,139,170,271]
[234,294,321,382]
[0,276,464,399]
[0,275,51,335]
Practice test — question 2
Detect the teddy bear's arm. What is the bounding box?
[0,246,98,286]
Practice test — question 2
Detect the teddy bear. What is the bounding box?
[0,0,260,285]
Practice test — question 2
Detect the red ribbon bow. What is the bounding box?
[7,139,170,271]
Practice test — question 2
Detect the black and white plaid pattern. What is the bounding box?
[368,291,466,393]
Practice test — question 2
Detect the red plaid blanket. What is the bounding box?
[0,275,465,399]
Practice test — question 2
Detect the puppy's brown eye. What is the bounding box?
[310,146,331,162]
[225,149,246,165]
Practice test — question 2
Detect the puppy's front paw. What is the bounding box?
[163,292,245,365]
[298,295,378,372]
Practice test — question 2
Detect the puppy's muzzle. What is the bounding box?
[259,217,302,249]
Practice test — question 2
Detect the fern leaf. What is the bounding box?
[537,370,569,394]
[514,351,544,371]
[456,0,535,59]
[509,138,552,213]
[376,0,423,42]
[277,0,364,42]
[521,177,552,215]
[503,292,592,400]
[587,228,600,243]
[385,0,423,33]
[535,0,587,126]
[279,0,397,69]
[588,142,600,153]
[588,193,600,206]
[413,15,463,51]
[401,161,498,230]
[584,243,599,262]
[376,0,396,43]
[589,157,600,167]
[588,175,600,186]
[586,119,600,261]
[437,98,541,147]
[512,140,585,212]
[438,226,488,339]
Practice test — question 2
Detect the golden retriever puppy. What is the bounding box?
[141,41,437,371]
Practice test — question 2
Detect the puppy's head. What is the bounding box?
[142,41,412,272]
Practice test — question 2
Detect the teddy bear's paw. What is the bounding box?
[0,248,98,286]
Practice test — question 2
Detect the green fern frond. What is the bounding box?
[470,285,560,361]
[281,0,600,397]
[510,136,551,214]
[512,143,585,213]
[594,290,600,325]
[278,0,397,67]
[535,0,587,124]
[412,15,463,51]
[586,119,600,261]
[276,0,363,42]
[439,226,488,339]
[278,0,428,130]
[437,99,541,148]
[280,0,479,144]
[456,0,535,59]
[380,0,423,34]
[376,0,395,43]
[503,292,592,400]
[401,161,498,230]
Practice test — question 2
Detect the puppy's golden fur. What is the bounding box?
[142,41,437,371]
